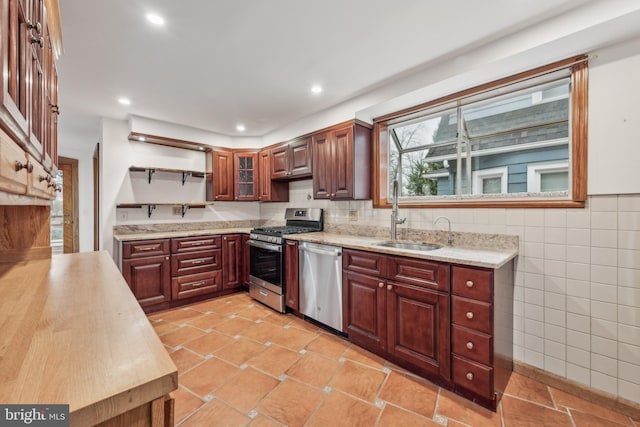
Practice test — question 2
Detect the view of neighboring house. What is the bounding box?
[390,77,571,198]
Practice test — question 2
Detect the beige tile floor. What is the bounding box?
[149,292,639,427]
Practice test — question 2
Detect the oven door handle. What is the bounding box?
[248,239,282,253]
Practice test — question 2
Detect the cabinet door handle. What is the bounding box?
[466,341,474,350]
[466,311,474,320]
[30,35,44,48]
[15,160,32,172]
[387,284,392,291]
[190,281,206,287]
[191,259,206,265]
[466,372,474,381]
[27,20,42,35]
[466,280,474,288]
[378,282,384,288]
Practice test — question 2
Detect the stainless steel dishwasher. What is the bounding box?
[298,241,343,332]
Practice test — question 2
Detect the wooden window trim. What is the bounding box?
[372,55,588,209]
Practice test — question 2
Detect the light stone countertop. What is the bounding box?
[113,227,253,242]
[284,232,517,269]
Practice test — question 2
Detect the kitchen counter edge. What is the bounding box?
[113,227,253,241]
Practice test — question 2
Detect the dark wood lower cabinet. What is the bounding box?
[222,234,243,290]
[122,254,171,307]
[121,234,249,313]
[387,280,450,380]
[343,249,451,386]
[284,240,299,311]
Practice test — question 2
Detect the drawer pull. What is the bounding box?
[138,247,155,251]
[387,284,392,291]
[466,280,474,288]
[191,281,206,287]
[466,372,474,381]
[466,341,474,350]
[378,282,384,288]
[191,259,206,265]
[466,311,474,320]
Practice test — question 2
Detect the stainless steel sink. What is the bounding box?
[374,241,442,251]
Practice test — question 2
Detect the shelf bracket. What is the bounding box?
[147,204,156,218]
[148,169,156,184]
[181,205,190,217]
[181,171,191,185]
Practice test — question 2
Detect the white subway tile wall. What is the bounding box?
[259,182,640,404]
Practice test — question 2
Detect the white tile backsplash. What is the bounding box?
[567,346,590,367]
[591,211,618,230]
[591,371,618,395]
[591,229,618,248]
[618,379,640,402]
[618,361,640,386]
[591,336,618,359]
[618,324,640,347]
[567,363,590,386]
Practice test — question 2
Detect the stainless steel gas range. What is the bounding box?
[248,208,323,312]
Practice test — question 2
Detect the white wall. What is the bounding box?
[100,118,260,256]
[588,37,640,194]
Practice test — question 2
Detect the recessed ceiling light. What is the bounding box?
[311,85,323,94]
[118,97,131,105]
[236,124,246,132]
[145,13,165,26]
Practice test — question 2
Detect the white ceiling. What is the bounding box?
[57,0,599,142]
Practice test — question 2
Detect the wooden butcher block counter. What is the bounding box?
[0,251,178,426]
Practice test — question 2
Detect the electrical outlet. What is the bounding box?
[117,211,128,221]
[172,207,182,215]
[349,210,358,221]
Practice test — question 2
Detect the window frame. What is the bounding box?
[527,161,569,193]
[372,55,588,209]
[472,166,509,195]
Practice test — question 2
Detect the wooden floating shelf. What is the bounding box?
[116,203,213,218]
[129,166,206,185]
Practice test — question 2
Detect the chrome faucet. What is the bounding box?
[433,216,453,246]
[390,180,406,240]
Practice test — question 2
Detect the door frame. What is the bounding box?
[93,143,100,251]
[58,156,79,252]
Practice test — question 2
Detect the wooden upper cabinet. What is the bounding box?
[258,149,288,202]
[233,151,258,201]
[1,0,59,175]
[312,121,371,200]
[1,0,31,141]
[270,136,312,180]
[206,149,234,201]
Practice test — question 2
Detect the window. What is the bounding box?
[527,161,569,193]
[473,167,508,195]
[373,56,588,208]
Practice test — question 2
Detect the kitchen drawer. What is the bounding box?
[171,249,221,276]
[171,270,221,300]
[388,256,449,292]
[452,296,492,334]
[452,266,492,302]
[0,134,29,195]
[452,355,494,400]
[452,325,492,366]
[343,249,387,277]
[26,155,55,199]
[171,235,221,253]
[123,239,170,258]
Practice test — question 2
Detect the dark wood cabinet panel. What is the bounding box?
[171,235,220,253]
[452,265,493,302]
[123,239,170,258]
[388,256,450,292]
[270,136,311,180]
[312,122,371,200]
[452,355,494,400]
[206,149,234,201]
[122,255,171,307]
[452,325,492,366]
[451,296,492,334]
[222,234,242,290]
[233,151,258,201]
[171,249,221,276]
[258,149,288,202]
[241,233,250,288]
[284,240,299,311]
[343,270,386,352]
[171,270,221,300]
[387,281,450,379]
